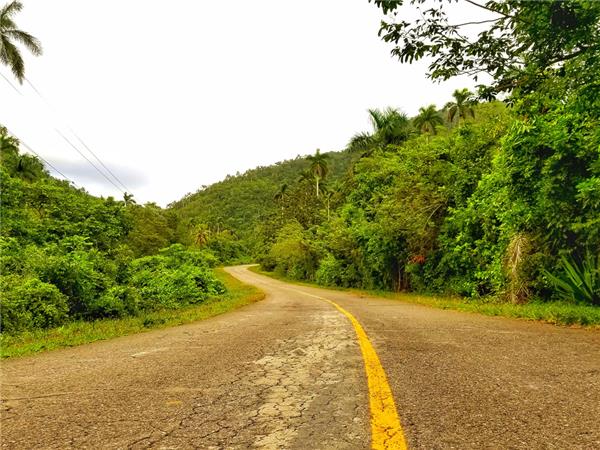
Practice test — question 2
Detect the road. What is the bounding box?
[1,265,600,449]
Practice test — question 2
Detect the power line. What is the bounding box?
[0,71,22,95]
[0,72,134,197]
[5,128,78,187]
[69,128,132,193]
[55,128,125,195]
[25,77,134,195]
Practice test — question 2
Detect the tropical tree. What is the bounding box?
[297,169,313,184]
[193,224,211,248]
[347,107,412,154]
[346,131,373,155]
[306,148,329,197]
[370,1,600,98]
[319,183,334,222]
[0,1,42,83]
[445,89,475,126]
[413,105,443,136]
[13,154,44,181]
[123,192,136,206]
[370,107,412,145]
[273,183,288,214]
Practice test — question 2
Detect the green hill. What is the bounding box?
[168,150,355,258]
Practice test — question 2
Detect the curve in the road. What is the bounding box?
[284,286,408,450]
[5,265,599,449]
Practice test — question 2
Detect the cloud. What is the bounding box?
[45,157,147,191]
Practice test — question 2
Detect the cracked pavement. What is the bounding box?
[1,265,600,449]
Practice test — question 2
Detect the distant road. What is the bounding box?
[2,265,599,449]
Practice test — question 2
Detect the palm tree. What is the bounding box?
[306,148,329,197]
[297,169,313,184]
[123,192,136,206]
[0,1,42,83]
[369,107,412,145]
[319,183,334,222]
[445,89,475,126]
[15,154,43,181]
[347,107,412,155]
[193,224,211,247]
[346,131,373,155]
[273,183,288,214]
[413,104,443,137]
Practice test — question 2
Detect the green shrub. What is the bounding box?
[90,286,142,318]
[1,275,68,333]
[129,244,225,309]
[268,221,319,280]
[23,243,115,318]
[316,254,344,286]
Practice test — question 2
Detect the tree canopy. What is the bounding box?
[370,0,600,98]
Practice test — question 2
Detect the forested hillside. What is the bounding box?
[168,150,355,260]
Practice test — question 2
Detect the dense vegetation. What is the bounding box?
[0,131,225,334]
[2,0,599,338]
[169,150,354,261]
[170,0,600,309]
[171,83,599,307]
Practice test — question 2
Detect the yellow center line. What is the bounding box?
[285,287,408,450]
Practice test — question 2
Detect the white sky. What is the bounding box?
[1,0,489,206]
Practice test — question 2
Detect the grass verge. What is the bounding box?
[249,266,600,328]
[0,268,265,359]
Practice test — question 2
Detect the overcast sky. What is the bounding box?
[1,0,489,206]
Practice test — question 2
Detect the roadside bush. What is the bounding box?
[206,230,247,264]
[316,254,344,286]
[24,243,115,318]
[89,286,142,318]
[129,244,225,309]
[0,237,24,274]
[268,221,319,280]
[258,253,277,272]
[0,275,68,333]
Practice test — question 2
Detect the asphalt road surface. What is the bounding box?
[2,265,599,449]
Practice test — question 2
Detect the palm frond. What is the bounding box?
[0,35,24,82]
[0,1,23,20]
[414,104,443,135]
[367,108,385,132]
[347,132,374,153]
[5,29,42,55]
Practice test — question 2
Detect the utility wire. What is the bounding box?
[5,127,78,187]
[69,128,132,193]
[0,71,22,95]
[2,73,133,197]
[55,128,125,194]
[26,77,133,195]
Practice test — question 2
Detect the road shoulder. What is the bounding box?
[248,266,600,329]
